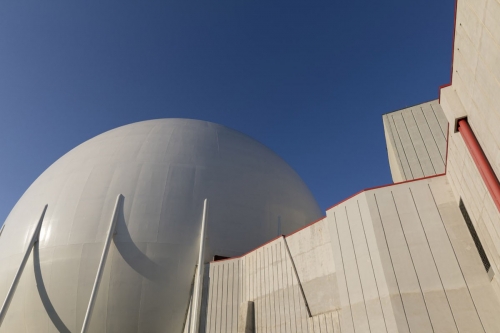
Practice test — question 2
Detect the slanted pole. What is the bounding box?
[282,236,312,317]
[189,199,208,333]
[80,194,123,333]
[0,205,48,327]
[0,224,5,237]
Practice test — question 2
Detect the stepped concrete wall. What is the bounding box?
[199,176,500,332]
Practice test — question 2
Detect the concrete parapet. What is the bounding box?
[199,176,500,332]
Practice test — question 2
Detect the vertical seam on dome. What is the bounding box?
[66,167,94,245]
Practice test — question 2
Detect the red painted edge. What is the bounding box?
[214,172,448,264]
[213,79,455,265]
[458,119,500,212]
[212,132,452,264]
[211,122,452,265]
[325,173,446,212]
[438,0,458,102]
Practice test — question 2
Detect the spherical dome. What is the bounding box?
[0,119,322,332]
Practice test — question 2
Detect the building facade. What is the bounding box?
[1,0,500,332]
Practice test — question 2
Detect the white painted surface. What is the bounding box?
[0,119,322,333]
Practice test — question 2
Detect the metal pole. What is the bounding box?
[458,119,500,212]
[80,194,123,333]
[282,236,312,317]
[0,205,48,327]
[189,199,208,333]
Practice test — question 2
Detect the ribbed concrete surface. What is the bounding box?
[383,100,448,183]
[439,0,500,300]
[198,237,336,333]
[200,176,500,332]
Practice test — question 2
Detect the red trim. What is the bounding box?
[213,171,449,263]
[458,119,500,212]
[439,0,458,102]
[209,2,460,266]
[287,173,447,239]
[325,173,446,212]
[211,119,453,265]
[211,172,449,264]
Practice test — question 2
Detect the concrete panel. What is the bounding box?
[410,181,476,332]
[371,188,432,333]
[383,115,408,182]
[392,112,425,179]
[386,114,413,181]
[207,264,218,333]
[430,101,449,138]
[345,200,387,333]
[401,109,436,177]
[356,194,393,333]
[383,100,448,182]
[412,107,446,173]
[365,193,410,333]
[326,211,356,333]
[392,185,457,332]
[334,206,370,332]
[220,264,228,333]
[237,301,254,333]
[421,103,447,160]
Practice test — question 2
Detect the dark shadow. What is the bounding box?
[33,243,71,333]
[181,265,198,333]
[198,264,210,333]
[113,201,167,282]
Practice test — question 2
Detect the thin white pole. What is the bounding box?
[80,194,123,333]
[0,205,48,327]
[189,198,208,333]
[282,236,312,317]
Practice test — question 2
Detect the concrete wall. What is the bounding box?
[439,0,500,298]
[199,176,500,332]
[199,234,341,333]
[383,100,448,183]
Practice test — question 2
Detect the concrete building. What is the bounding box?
[1,0,500,332]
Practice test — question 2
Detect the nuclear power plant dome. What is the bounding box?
[0,118,322,332]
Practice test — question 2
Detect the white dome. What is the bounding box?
[0,119,322,332]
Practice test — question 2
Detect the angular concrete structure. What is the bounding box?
[200,176,500,333]
[1,0,500,332]
[383,100,448,182]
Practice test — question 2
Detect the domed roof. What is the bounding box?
[0,118,322,332]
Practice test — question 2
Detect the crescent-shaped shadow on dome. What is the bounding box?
[0,119,323,332]
[33,244,71,333]
[113,199,168,282]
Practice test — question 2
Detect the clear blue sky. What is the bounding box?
[0,0,454,224]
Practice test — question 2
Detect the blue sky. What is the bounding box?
[0,0,454,223]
